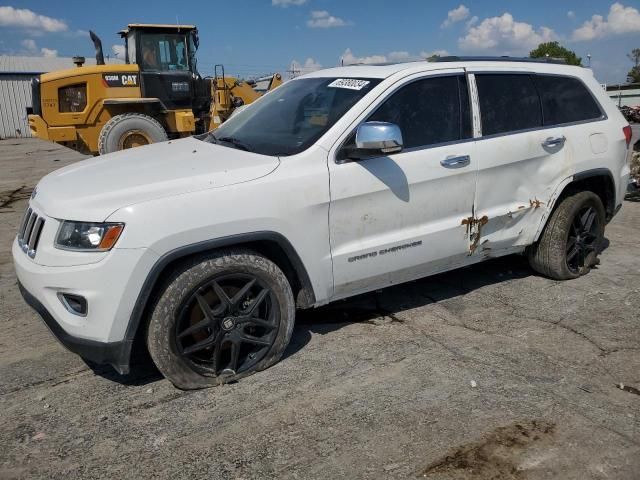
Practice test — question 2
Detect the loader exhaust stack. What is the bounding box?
[89,30,105,65]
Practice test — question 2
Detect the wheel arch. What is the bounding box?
[570,168,617,220]
[533,168,617,242]
[123,232,316,363]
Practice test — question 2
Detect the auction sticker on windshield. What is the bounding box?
[328,79,371,90]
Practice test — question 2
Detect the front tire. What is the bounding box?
[528,191,605,280]
[146,249,295,390]
[98,113,168,155]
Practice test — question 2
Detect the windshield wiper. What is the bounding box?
[200,131,218,144]
[218,136,253,152]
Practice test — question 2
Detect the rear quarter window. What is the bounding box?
[533,75,603,126]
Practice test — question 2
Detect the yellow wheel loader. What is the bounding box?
[27,24,282,155]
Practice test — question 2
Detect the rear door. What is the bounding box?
[469,70,568,255]
[328,70,478,298]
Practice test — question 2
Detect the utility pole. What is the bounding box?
[288,62,301,79]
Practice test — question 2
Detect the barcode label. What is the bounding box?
[328,79,371,91]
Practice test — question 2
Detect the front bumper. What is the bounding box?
[13,234,158,375]
[18,281,131,374]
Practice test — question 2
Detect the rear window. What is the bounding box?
[533,75,603,126]
[476,74,542,136]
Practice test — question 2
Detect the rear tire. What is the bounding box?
[146,249,295,390]
[528,191,605,280]
[98,113,167,155]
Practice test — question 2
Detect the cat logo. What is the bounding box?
[102,73,139,88]
[120,74,138,86]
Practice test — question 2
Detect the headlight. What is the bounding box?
[55,221,124,251]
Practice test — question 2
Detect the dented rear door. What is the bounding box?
[468,70,568,256]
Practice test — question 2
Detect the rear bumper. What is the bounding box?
[18,281,132,374]
[28,115,49,140]
[28,115,77,143]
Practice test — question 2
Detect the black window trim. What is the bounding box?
[473,71,608,141]
[335,72,476,163]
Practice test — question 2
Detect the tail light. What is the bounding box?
[623,125,632,148]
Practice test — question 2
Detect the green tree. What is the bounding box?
[529,42,582,66]
[628,48,640,83]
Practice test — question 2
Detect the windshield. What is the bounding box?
[139,33,189,71]
[201,77,381,156]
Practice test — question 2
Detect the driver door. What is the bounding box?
[138,32,193,110]
[328,71,478,298]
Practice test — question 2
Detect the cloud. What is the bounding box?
[20,38,37,52]
[0,6,67,32]
[458,13,556,52]
[466,15,479,28]
[307,10,350,28]
[290,57,323,76]
[442,5,470,28]
[567,10,576,20]
[272,0,307,6]
[341,48,387,65]
[112,44,126,58]
[388,51,411,62]
[41,47,58,57]
[572,2,640,41]
[67,29,89,38]
[341,48,450,65]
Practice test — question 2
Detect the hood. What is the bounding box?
[32,137,279,221]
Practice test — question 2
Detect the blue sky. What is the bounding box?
[0,1,639,84]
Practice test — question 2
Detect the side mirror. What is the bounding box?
[355,121,403,154]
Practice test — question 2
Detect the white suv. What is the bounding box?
[14,58,632,389]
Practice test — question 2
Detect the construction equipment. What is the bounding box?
[27,24,282,155]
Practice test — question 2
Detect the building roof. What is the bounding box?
[605,83,640,91]
[0,55,123,75]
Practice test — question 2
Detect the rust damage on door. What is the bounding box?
[461,212,489,255]
[529,198,544,209]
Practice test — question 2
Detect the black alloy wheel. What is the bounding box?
[528,190,605,280]
[175,274,279,377]
[566,205,600,275]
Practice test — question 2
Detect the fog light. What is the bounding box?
[58,293,88,316]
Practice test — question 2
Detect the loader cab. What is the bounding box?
[120,24,203,110]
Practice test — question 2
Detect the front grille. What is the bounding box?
[17,207,45,258]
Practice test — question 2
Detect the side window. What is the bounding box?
[533,75,602,126]
[140,34,189,71]
[476,74,542,136]
[368,75,471,149]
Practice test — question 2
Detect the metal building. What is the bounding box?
[0,55,122,139]
[606,83,640,108]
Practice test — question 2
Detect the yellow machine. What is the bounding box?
[28,24,282,155]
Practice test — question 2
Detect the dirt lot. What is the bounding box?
[0,138,639,480]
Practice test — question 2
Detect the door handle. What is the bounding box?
[542,136,566,148]
[440,155,470,169]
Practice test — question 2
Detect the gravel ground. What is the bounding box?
[0,138,639,480]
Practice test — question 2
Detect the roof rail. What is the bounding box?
[433,56,568,65]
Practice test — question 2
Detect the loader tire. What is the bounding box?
[98,113,168,155]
